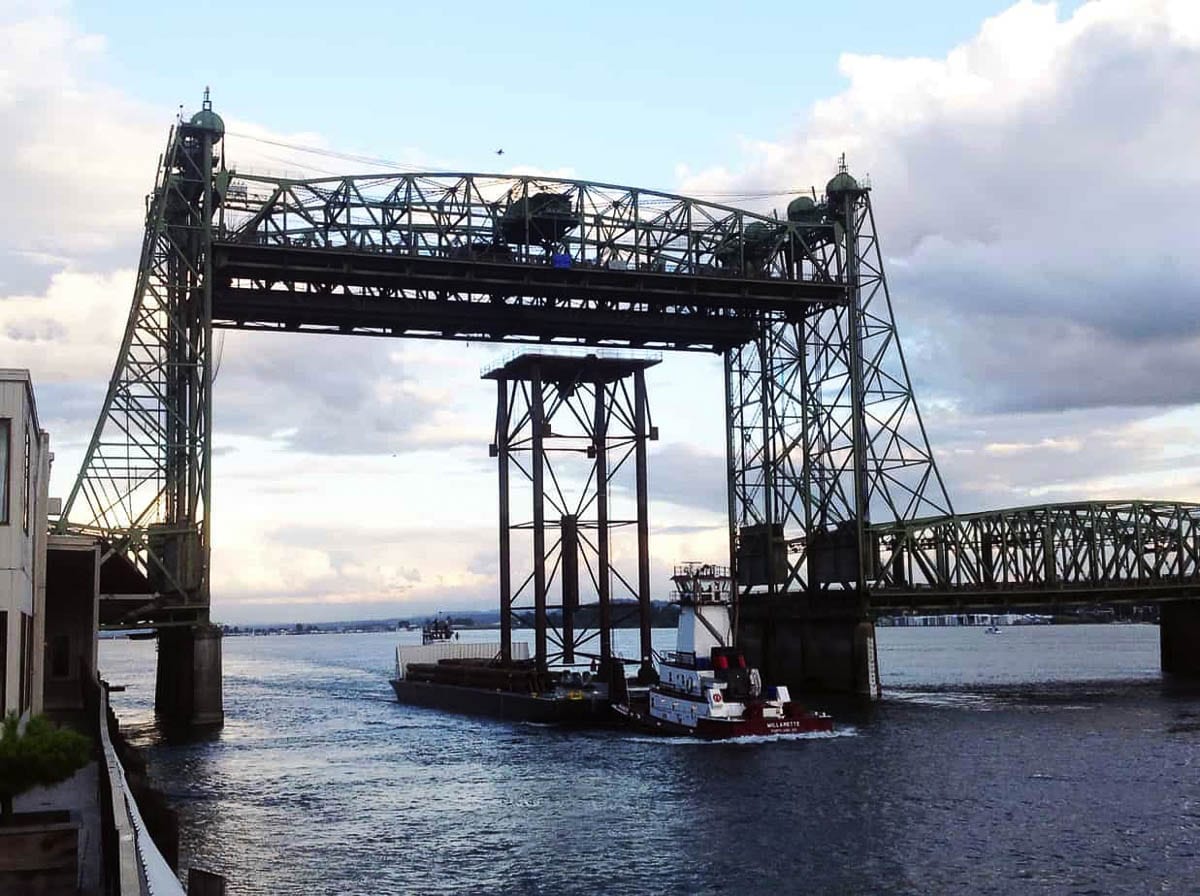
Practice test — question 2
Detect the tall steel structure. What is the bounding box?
[727,163,951,603]
[59,96,1200,721]
[59,92,225,628]
[484,352,658,678]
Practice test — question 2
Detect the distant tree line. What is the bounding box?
[514,602,679,629]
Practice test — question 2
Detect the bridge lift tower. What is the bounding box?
[58,92,226,729]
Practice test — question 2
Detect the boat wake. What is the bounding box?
[887,689,1005,710]
[621,726,858,745]
[888,687,1104,713]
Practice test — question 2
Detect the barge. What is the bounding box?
[389,639,611,724]
[388,567,833,739]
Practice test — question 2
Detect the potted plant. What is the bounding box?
[0,713,91,892]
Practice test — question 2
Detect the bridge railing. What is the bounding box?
[217,172,844,285]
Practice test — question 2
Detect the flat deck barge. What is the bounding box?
[389,677,610,724]
[389,639,613,725]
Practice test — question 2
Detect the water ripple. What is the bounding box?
[100,626,1200,895]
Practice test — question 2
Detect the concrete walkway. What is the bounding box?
[14,760,103,896]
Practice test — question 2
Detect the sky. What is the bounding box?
[3,0,1199,623]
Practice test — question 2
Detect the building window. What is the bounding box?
[0,419,8,524]
[22,424,31,533]
[0,611,7,711]
[19,613,32,713]
[50,634,71,679]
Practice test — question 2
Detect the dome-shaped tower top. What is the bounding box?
[787,195,820,222]
[787,195,814,215]
[188,87,225,140]
[825,171,858,195]
[825,154,863,202]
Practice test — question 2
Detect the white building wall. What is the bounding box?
[0,370,49,718]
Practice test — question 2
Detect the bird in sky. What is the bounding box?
[495,148,505,156]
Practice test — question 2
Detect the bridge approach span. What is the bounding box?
[869,501,1200,611]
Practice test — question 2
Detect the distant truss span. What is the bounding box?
[871,500,1200,609]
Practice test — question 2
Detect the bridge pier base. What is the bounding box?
[155,625,224,731]
[1161,601,1200,679]
[738,597,881,699]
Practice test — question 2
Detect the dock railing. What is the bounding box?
[95,680,187,896]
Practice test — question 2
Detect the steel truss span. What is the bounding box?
[871,501,1200,610]
[57,95,1200,628]
[213,171,845,351]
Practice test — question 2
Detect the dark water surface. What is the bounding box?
[101,626,1200,895]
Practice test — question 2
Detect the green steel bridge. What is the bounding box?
[52,94,1200,718]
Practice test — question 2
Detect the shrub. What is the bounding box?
[0,713,91,824]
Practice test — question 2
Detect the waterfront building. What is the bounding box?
[0,369,51,720]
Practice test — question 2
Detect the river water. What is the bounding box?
[100,625,1199,895]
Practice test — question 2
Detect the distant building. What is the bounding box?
[0,369,51,719]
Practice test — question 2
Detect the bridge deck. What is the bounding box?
[868,581,1200,613]
[212,242,844,351]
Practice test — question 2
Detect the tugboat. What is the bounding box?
[421,615,456,644]
[613,563,833,739]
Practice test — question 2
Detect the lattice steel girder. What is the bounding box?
[213,243,842,308]
[871,501,1200,603]
[215,289,762,351]
[210,178,848,350]
[211,242,842,350]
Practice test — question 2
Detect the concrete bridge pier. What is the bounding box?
[154,625,224,730]
[738,596,881,698]
[1161,601,1200,679]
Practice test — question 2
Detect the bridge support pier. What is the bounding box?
[1161,601,1200,679]
[155,625,224,731]
[738,597,881,698]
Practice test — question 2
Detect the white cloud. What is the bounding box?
[0,7,495,617]
[12,1,1200,619]
[683,2,1200,411]
[0,12,163,283]
[676,0,1200,514]
[0,268,132,380]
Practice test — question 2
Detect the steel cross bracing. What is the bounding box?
[210,172,845,350]
[727,175,952,598]
[485,353,657,676]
